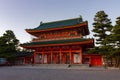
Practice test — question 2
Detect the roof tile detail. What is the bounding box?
[31,17,83,30]
[21,38,94,47]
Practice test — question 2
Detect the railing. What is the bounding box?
[32,36,83,42]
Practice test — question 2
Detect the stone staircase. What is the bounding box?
[33,64,69,69]
[68,64,90,68]
[31,64,90,69]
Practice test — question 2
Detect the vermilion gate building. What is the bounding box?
[21,17,102,66]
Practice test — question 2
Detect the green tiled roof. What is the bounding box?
[30,17,83,30]
[16,52,33,57]
[21,38,93,47]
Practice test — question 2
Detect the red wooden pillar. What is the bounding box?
[33,51,36,64]
[62,53,66,63]
[23,57,26,64]
[60,48,62,64]
[51,48,53,64]
[80,46,82,63]
[42,48,44,64]
[54,54,56,64]
[69,48,72,64]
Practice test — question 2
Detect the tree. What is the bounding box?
[92,11,113,66]
[92,11,113,47]
[112,17,120,47]
[0,30,19,58]
[111,17,120,67]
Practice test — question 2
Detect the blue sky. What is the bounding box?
[0,0,120,43]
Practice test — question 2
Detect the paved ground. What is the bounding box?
[0,66,120,80]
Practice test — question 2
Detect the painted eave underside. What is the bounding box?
[21,38,94,49]
[25,18,89,36]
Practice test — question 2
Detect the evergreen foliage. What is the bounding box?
[92,11,120,67]
[112,17,120,47]
[0,30,19,58]
[92,11,114,66]
[111,17,120,67]
[92,11,113,46]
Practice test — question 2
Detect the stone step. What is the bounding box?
[32,64,90,68]
[68,64,90,68]
[32,64,69,69]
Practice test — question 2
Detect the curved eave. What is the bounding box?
[21,39,94,49]
[26,21,89,36]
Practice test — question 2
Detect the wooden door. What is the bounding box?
[91,56,102,66]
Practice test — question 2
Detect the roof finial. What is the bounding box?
[40,21,43,25]
[79,15,83,22]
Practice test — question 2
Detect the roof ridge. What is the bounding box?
[32,17,85,30]
[41,17,81,25]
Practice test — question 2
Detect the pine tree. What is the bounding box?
[92,11,112,47]
[111,17,120,67]
[112,17,120,46]
[92,11,113,66]
[0,30,19,58]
